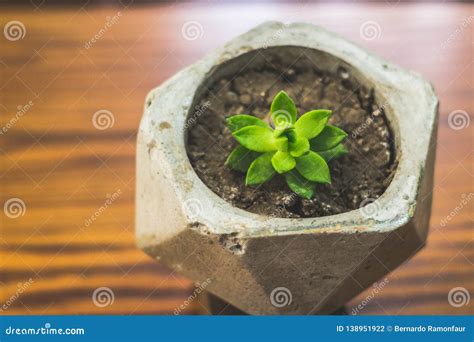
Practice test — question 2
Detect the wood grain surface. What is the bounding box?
[1,2,472,315]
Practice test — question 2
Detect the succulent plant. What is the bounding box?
[225,91,347,199]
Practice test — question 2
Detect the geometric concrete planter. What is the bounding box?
[136,22,438,315]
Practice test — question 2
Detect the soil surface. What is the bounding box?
[186,57,397,218]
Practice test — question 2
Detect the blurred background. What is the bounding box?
[1,0,472,315]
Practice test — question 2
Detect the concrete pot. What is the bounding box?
[136,22,438,315]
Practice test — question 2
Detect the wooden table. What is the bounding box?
[1,2,472,315]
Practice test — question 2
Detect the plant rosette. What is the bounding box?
[225,91,347,199]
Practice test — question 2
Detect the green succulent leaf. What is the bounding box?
[289,136,309,157]
[274,127,297,144]
[246,152,275,185]
[273,125,296,138]
[271,151,296,174]
[270,91,297,128]
[233,125,277,152]
[273,126,286,138]
[274,135,289,152]
[296,151,331,184]
[225,146,260,172]
[285,171,316,199]
[225,91,347,198]
[226,115,268,133]
[284,128,297,143]
[310,125,347,151]
[318,143,348,162]
[295,109,331,139]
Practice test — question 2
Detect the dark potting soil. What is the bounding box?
[186,59,397,218]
